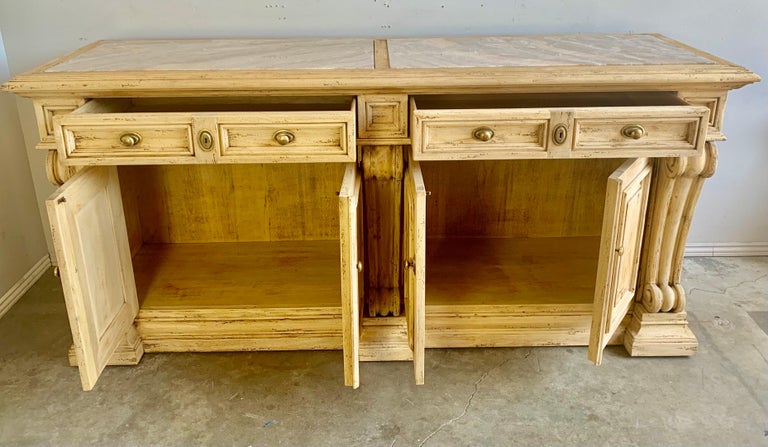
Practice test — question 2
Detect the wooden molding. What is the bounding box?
[0,256,51,320]
[684,242,768,257]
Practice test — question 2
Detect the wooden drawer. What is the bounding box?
[53,98,356,165]
[411,93,709,160]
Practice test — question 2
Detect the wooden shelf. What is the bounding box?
[132,241,345,352]
[424,236,608,348]
[134,240,342,310]
[426,236,600,307]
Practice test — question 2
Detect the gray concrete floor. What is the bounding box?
[1,257,766,446]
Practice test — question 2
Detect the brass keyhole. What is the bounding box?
[199,130,214,151]
[553,124,568,145]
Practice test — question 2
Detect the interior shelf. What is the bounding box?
[133,240,342,310]
[425,236,600,308]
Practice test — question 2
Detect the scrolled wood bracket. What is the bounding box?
[637,142,718,313]
[45,150,77,186]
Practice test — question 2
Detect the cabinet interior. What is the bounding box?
[117,163,348,311]
[420,158,627,308]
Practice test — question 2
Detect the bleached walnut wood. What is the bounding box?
[588,158,653,365]
[339,164,363,388]
[362,145,403,317]
[3,35,757,97]
[625,142,718,356]
[404,155,426,385]
[33,98,85,150]
[45,150,78,186]
[53,98,356,165]
[47,167,141,390]
[3,35,758,389]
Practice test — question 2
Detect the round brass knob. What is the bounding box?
[472,127,494,142]
[119,132,142,147]
[273,130,295,145]
[621,125,645,140]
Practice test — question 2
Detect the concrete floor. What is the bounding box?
[0,257,766,446]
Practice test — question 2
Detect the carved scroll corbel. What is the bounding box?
[45,150,78,186]
[639,142,718,313]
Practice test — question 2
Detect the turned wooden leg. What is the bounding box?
[362,145,404,316]
[625,142,717,356]
[69,325,144,367]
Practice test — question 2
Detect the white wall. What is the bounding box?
[0,27,48,298]
[0,0,765,249]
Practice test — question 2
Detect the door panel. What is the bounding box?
[339,164,363,388]
[46,166,139,390]
[404,155,426,384]
[588,158,653,365]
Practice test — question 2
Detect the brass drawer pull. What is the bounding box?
[273,130,295,145]
[621,124,645,140]
[472,127,494,142]
[198,130,214,151]
[119,132,142,147]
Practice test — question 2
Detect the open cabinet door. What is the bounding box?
[46,166,139,390]
[588,158,653,365]
[339,164,363,388]
[404,155,426,384]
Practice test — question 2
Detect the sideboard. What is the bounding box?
[2,34,758,390]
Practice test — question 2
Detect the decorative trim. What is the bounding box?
[685,242,768,257]
[0,256,51,319]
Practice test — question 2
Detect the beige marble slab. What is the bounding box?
[46,38,375,72]
[388,34,714,68]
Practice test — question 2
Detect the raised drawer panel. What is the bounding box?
[218,113,355,163]
[411,94,709,160]
[54,98,356,165]
[61,124,194,159]
[572,107,707,157]
[412,106,550,160]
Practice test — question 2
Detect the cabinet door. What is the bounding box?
[46,166,139,390]
[339,164,363,388]
[588,158,653,365]
[404,155,426,384]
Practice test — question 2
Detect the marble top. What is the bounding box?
[387,34,714,68]
[45,38,375,72]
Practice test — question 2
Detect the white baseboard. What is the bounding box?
[685,242,768,257]
[0,255,52,319]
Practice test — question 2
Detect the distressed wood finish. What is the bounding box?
[404,155,426,385]
[46,167,141,390]
[588,158,653,365]
[53,98,356,165]
[339,164,363,388]
[3,35,758,389]
[625,142,719,356]
[362,145,403,317]
[3,35,758,97]
[412,95,709,160]
[34,98,85,150]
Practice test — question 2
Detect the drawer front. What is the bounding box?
[572,106,708,157]
[54,99,356,165]
[217,111,355,163]
[59,122,195,161]
[412,97,709,161]
[412,109,551,160]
